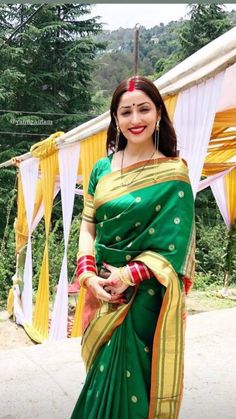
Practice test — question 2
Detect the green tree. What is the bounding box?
[0,4,104,304]
[195,188,236,289]
[223,219,236,289]
[179,4,232,60]
[0,3,104,232]
[0,4,104,145]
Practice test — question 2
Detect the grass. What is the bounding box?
[186,287,236,315]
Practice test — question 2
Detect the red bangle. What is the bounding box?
[76,255,97,277]
[127,261,152,285]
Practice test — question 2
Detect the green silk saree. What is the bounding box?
[71,156,195,419]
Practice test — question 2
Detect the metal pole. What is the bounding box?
[134,23,140,75]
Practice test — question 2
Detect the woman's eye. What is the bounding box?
[121,111,131,116]
[140,108,149,112]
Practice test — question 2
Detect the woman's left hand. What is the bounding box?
[102,263,129,297]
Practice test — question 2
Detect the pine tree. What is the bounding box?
[0,4,104,238]
[0,3,104,152]
[179,4,232,59]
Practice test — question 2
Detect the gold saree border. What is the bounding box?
[182,224,196,283]
[134,251,185,419]
[81,292,136,371]
[82,194,95,223]
[94,158,190,211]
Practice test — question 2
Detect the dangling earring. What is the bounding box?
[115,125,120,152]
[153,119,160,182]
[155,119,160,151]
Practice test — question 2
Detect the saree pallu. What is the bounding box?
[71,157,195,419]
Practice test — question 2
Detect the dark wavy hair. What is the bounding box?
[106,75,177,157]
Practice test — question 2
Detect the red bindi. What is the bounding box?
[128,79,136,92]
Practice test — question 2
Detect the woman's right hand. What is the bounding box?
[86,276,125,304]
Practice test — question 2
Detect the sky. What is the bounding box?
[90,3,236,30]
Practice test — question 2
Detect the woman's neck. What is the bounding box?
[124,141,156,162]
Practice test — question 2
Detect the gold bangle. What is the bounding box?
[118,267,135,286]
[77,250,94,260]
[79,272,96,289]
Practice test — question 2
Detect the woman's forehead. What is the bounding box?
[118,90,153,108]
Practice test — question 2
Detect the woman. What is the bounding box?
[71,76,195,419]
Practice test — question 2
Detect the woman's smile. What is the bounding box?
[128,126,146,135]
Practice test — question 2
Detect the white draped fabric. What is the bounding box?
[173,71,225,197]
[211,177,231,230]
[31,184,60,232]
[216,62,236,112]
[19,158,39,324]
[49,144,80,340]
[198,167,235,230]
[31,175,83,231]
[197,167,235,192]
[13,283,25,326]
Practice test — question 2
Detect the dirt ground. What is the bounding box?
[1,289,236,350]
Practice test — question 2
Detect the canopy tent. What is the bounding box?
[2,26,236,342]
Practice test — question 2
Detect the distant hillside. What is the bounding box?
[93,20,185,100]
[92,9,236,111]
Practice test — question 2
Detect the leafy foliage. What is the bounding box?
[224,219,236,280]
[93,21,185,101]
[93,6,234,99]
[0,226,16,306]
[0,4,104,141]
[195,188,236,288]
[0,3,104,237]
[178,4,231,60]
[31,214,81,296]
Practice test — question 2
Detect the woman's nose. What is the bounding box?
[130,110,141,124]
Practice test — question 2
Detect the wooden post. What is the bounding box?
[134,23,140,75]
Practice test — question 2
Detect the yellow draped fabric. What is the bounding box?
[15,131,63,254]
[211,127,226,138]
[71,286,86,337]
[206,148,236,163]
[11,133,62,341]
[30,132,61,158]
[79,131,107,198]
[213,108,236,128]
[15,176,44,253]
[226,168,236,227]
[203,128,236,169]
[14,132,62,340]
[210,131,236,140]
[203,121,236,228]
[202,161,236,227]
[11,159,53,324]
[209,136,236,147]
[202,162,236,176]
[15,174,28,253]
[71,131,107,337]
[33,145,59,340]
[207,140,236,155]
[7,288,14,316]
[164,94,178,120]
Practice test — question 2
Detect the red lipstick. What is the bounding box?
[129,126,146,135]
